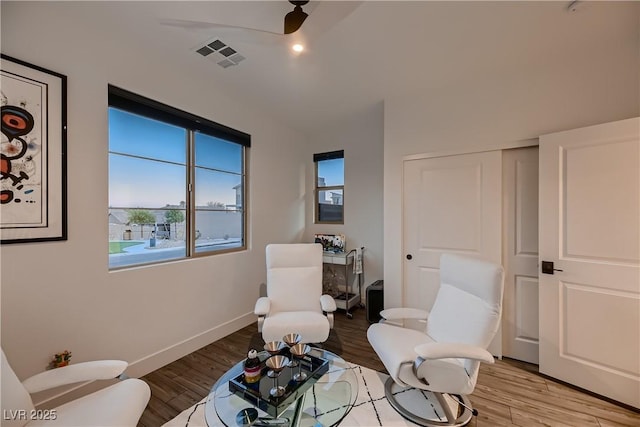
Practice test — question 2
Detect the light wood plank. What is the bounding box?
[468,394,513,426]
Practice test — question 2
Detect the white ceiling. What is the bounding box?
[92,1,638,134]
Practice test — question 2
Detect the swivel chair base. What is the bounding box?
[384,377,474,427]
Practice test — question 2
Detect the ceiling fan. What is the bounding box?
[284,1,310,35]
[159,1,361,47]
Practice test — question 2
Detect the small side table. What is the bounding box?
[322,249,364,318]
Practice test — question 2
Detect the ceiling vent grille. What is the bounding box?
[194,38,245,68]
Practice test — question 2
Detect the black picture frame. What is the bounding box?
[1,54,67,243]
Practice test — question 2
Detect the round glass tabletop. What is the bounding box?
[204,347,358,427]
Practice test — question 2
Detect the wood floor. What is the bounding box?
[138,309,639,427]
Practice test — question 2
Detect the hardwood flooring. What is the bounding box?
[138,309,639,427]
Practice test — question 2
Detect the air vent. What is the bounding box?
[194,38,245,69]
[208,39,226,50]
[219,47,236,57]
[228,53,245,64]
[196,46,213,57]
[217,59,235,69]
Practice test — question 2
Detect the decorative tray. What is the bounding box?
[229,351,329,419]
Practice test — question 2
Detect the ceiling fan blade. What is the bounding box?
[159,18,284,45]
[298,1,362,39]
[284,7,308,34]
[160,18,281,35]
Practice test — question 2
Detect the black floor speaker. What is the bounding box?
[366,280,384,323]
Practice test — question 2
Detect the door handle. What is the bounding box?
[541,261,563,275]
[406,254,413,260]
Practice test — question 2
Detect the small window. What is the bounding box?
[314,150,344,224]
[108,86,249,269]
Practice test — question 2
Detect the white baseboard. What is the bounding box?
[126,311,255,378]
[34,312,255,408]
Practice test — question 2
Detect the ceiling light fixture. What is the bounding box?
[292,43,304,53]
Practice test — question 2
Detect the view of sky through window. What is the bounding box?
[109,109,241,208]
[318,158,344,187]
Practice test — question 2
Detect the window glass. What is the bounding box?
[194,131,244,256]
[108,88,248,269]
[318,189,343,222]
[108,207,187,269]
[109,108,186,163]
[194,169,242,209]
[317,158,344,187]
[109,154,186,209]
[194,210,244,254]
[195,132,242,173]
[314,152,344,224]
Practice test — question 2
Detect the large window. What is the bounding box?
[314,150,344,224]
[108,86,249,269]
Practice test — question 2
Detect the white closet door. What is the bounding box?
[502,146,540,364]
[539,117,640,408]
[403,150,502,355]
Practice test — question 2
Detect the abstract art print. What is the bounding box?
[1,55,67,243]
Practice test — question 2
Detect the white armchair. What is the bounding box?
[367,253,504,427]
[255,243,337,344]
[1,348,150,427]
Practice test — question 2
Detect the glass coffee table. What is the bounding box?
[205,347,358,427]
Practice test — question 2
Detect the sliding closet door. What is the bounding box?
[502,146,539,364]
[403,150,502,354]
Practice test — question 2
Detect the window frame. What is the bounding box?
[314,150,344,225]
[108,86,250,269]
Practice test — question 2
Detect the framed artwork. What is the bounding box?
[1,55,67,243]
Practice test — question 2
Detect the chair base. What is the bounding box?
[384,377,474,427]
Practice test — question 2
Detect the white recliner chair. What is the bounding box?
[367,253,504,427]
[254,243,337,344]
[1,348,150,427]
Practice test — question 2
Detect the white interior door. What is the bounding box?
[502,147,540,364]
[403,150,502,355]
[539,117,640,408]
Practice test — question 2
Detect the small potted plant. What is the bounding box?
[49,350,72,369]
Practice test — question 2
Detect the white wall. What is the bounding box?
[0,1,308,404]
[383,22,640,308]
[304,102,384,295]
